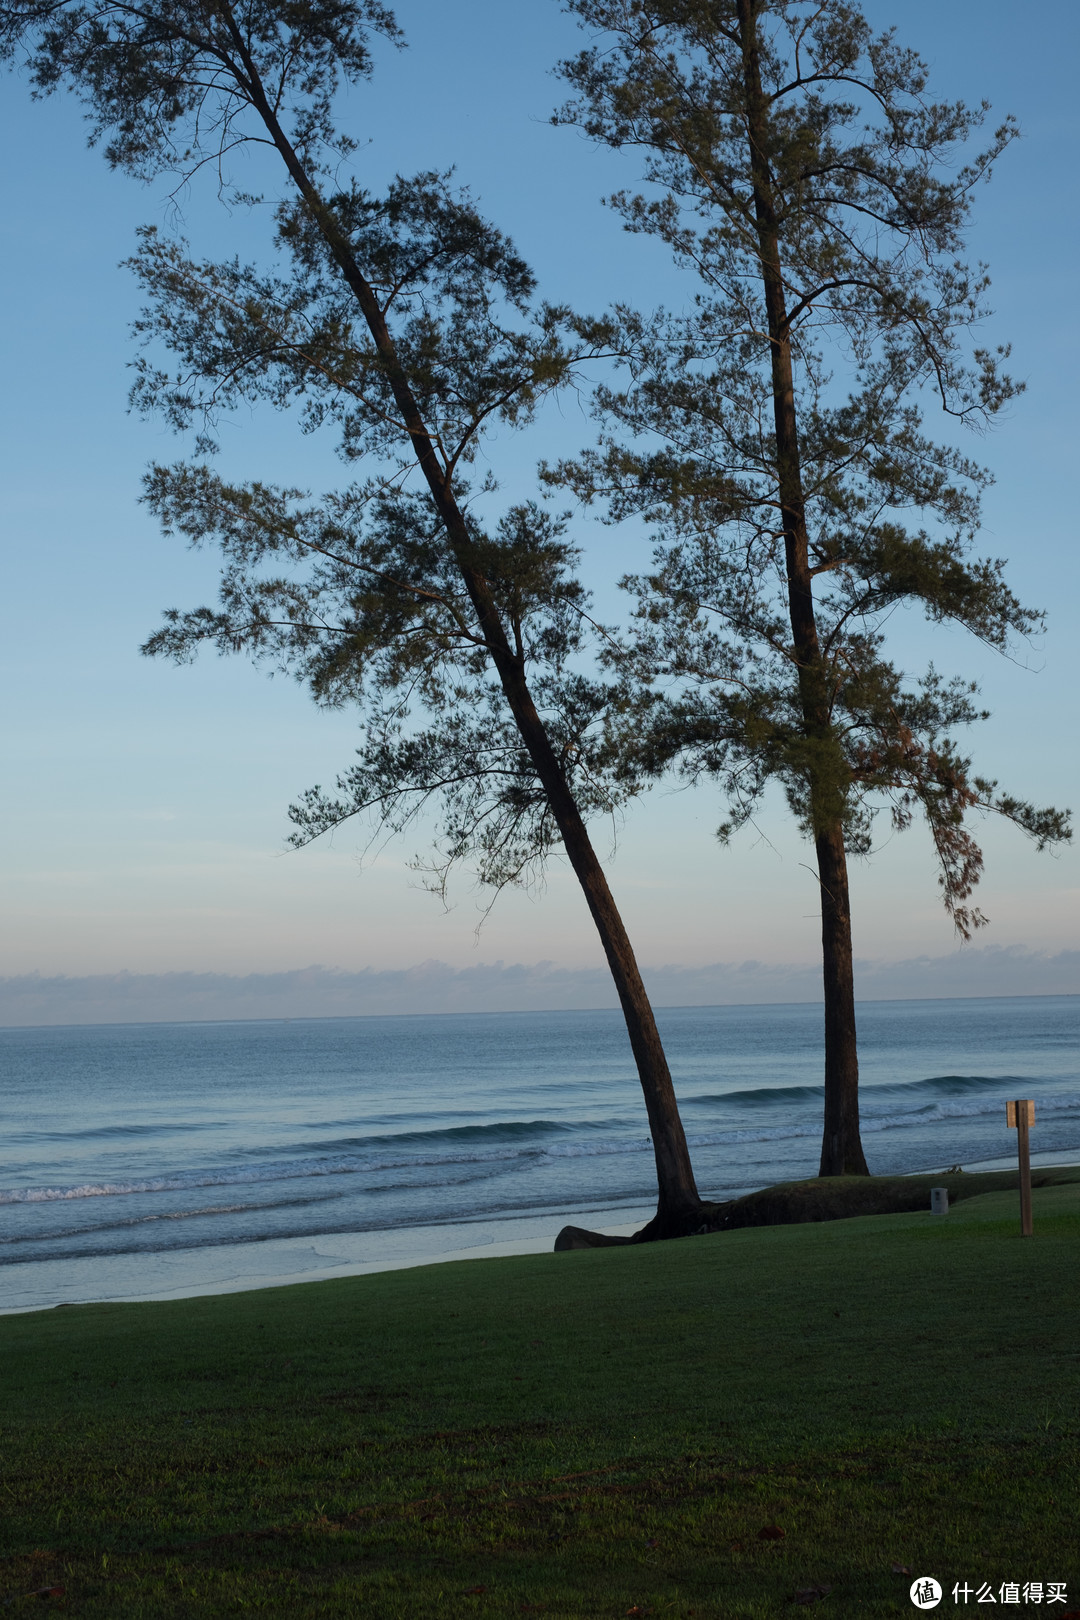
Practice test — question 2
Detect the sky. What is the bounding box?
[1,0,1078,1019]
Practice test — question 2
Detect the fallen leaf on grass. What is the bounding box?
[891,1564,911,1576]
[758,1524,786,1541]
[463,1585,488,1595]
[793,1584,832,1605]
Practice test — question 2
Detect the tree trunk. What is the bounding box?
[816,823,869,1175]
[493,660,703,1227]
[736,0,868,1176]
[223,8,704,1229]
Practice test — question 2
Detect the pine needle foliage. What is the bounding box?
[123,191,620,898]
[0,0,705,1226]
[552,0,1071,1173]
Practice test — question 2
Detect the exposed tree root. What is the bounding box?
[554,1168,1080,1250]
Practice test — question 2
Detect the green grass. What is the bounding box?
[2,1184,1079,1616]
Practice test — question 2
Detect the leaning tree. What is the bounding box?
[1,0,713,1236]
[553,0,1070,1174]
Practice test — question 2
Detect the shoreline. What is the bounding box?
[0,1200,657,1318]
[6,1149,1078,1318]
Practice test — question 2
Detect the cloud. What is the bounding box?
[0,946,1076,1027]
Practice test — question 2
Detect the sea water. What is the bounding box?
[2,996,1077,1312]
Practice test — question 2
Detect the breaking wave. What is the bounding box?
[4,1084,1078,1208]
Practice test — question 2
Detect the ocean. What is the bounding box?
[2,995,1077,1313]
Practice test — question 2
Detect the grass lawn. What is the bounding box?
[2,1181,1078,1616]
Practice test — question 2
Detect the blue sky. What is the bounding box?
[1,0,1078,998]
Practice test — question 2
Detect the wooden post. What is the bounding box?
[1006,1099,1035,1238]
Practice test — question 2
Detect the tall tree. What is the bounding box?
[1,0,709,1235]
[554,0,1070,1175]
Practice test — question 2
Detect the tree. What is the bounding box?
[552,0,1070,1174]
[1,0,709,1236]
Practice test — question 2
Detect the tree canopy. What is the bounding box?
[551,0,1070,1171]
[0,0,705,1231]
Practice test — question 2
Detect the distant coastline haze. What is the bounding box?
[1,952,1078,1028]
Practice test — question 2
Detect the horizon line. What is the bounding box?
[2,987,1076,1034]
